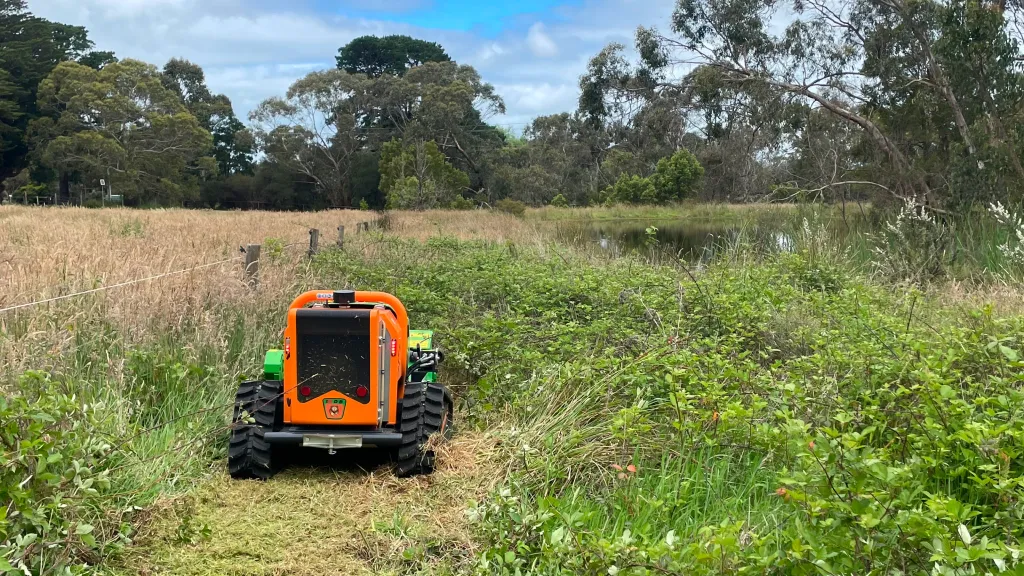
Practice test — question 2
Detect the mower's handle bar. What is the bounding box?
[288,290,409,333]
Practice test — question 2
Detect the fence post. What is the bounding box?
[308,228,320,257]
[337,225,345,249]
[243,244,260,289]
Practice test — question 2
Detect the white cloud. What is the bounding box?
[496,82,577,114]
[475,42,506,63]
[90,0,189,17]
[526,22,558,58]
[27,0,678,125]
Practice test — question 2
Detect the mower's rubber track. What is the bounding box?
[228,380,282,480]
[395,382,452,477]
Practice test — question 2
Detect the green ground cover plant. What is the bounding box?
[316,234,1024,575]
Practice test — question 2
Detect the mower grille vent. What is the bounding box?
[295,309,371,404]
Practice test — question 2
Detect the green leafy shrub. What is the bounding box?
[651,148,704,202]
[550,193,569,207]
[495,198,527,217]
[263,237,286,263]
[1,372,116,574]
[449,196,475,210]
[314,237,1024,576]
[380,139,470,210]
[605,174,657,205]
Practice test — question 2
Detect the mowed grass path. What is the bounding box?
[120,433,494,576]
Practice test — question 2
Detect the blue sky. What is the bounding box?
[28,0,675,128]
[323,0,583,34]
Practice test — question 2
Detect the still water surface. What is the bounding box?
[554,219,799,262]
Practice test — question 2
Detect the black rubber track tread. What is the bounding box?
[394,382,452,477]
[228,380,282,480]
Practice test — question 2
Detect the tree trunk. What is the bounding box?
[58,172,71,205]
[892,0,977,158]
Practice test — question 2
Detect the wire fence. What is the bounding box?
[0,224,354,316]
[0,255,244,315]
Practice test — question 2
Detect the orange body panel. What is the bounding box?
[282,291,408,427]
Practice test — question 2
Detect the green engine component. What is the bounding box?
[263,349,284,381]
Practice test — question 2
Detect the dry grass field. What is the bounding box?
[0,206,538,377]
[0,206,536,306]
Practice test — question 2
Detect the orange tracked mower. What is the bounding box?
[228,290,452,479]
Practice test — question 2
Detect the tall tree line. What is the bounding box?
[8,0,1020,210]
[0,3,708,210]
[580,0,1024,211]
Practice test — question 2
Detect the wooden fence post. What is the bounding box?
[243,244,260,289]
[336,225,345,249]
[308,228,320,257]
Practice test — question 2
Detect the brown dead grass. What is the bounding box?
[117,431,501,576]
[0,206,538,381]
[929,278,1024,317]
[0,206,536,307]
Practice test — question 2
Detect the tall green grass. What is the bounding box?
[0,299,286,573]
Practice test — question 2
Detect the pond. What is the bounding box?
[553,219,800,262]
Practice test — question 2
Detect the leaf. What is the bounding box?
[958,524,972,546]
[998,345,1018,362]
[504,550,516,564]
[859,514,880,529]
[75,523,94,535]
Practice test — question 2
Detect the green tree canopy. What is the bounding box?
[486,113,603,206]
[161,58,253,175]
[380,139,469,209]
[250,69,371,207]
[78,50,117,70]
[606,173,658,204]
[0,0,100,187]
[33,59,215,205]
[336,35,451,77]
[652,148,704,202]
[642,0,1024,208]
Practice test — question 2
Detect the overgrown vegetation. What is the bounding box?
[11,0,1024,212]
[312,233,1024,575]
[0,305,281,574]
[1,205,1023,574]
